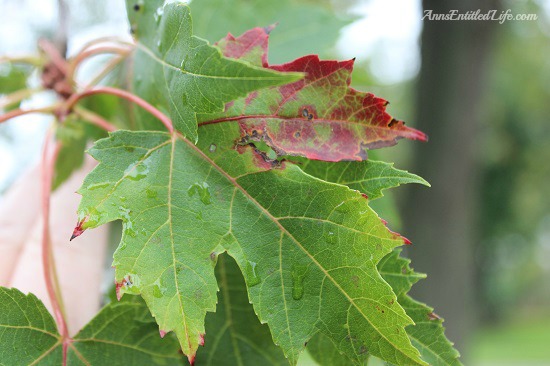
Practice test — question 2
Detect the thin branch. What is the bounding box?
[0,55,44,66]
[84,54,127,89]
[0,87,43,110]
[0,106,57,124]
[64,87,174,133]
[73,106,117,132]
[38,39,68,75]
[67,46,131,82]
[41,129,70,362]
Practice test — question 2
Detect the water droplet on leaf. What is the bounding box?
[291,265,307,300]
[324,231,336,245]
[187,182,212,205]
[244,261,260,286]
[125,163,149,181]
[208,144,217,153]
[335,201,350,213]
[87,182,110,190]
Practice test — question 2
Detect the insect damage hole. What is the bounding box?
[301,108,314,121]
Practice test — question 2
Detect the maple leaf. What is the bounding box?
[307,251,462,366]
[298,158,430,201]
[195,254,287,365]
[75,126,425,365]
[74,14,432,366]
[126,0,300,141]
[378,251,463,366]
[0,287,182,365]
[198,27,427,162]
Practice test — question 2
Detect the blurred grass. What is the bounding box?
[469,313,550,366]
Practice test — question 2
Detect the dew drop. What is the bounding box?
[291,265,307,300]
[154,6,163,24]
[244,261,260,287]
[125,163,149,181]
[86,182,110,190]
[208,144,217,153]
[324,231,336,245]
[334,201,350,213]
[187,182,212,205]
[152,279,166,298]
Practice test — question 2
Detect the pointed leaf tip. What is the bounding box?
[160,330,167,338]
[70,220,86,241]
[187,354,195,366]
[198,333,205,346]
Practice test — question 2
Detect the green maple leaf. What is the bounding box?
[378,251,462,366]
[0,287,182,365]
[196,254,287,365]
[126,0,300,141]
[307,251,462,366]
[298,159,430,200]
[75,125,425,365]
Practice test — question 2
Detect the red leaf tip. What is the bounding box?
[115,278,128,301]
[199,333,205,346]
[69,219,86,241]
[187,354,196,366]
[159,330,167,338]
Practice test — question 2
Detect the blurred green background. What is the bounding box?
[1,0,549,364]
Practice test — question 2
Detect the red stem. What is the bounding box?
[0,106,56,124]
[65,87,174,133]
[38,39,68,75]
[41,130,70,364]
[68,46,131,81]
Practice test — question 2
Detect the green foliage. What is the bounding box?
[0,1,462,365]
[299,160,429,200]
[189,0,349,64]
[0,63,30,111]
[126,0,300,141]
[379,251,462,366]
[0,287,182,365]
[77,128,424,365]
[196,255,287,365]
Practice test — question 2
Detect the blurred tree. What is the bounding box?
[476,0,550,321]
[402,0,500,356]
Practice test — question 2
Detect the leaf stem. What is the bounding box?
[64,87,174,133]
[0,54,44,66]
[0,87,43,110]
[38,39,68,75]
[67,46,131,82]
[0,105,57,124]
[84,54,127,89]
[41,128,70,363]
[73,105,117,132]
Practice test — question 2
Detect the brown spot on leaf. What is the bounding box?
[428,312,441,321]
